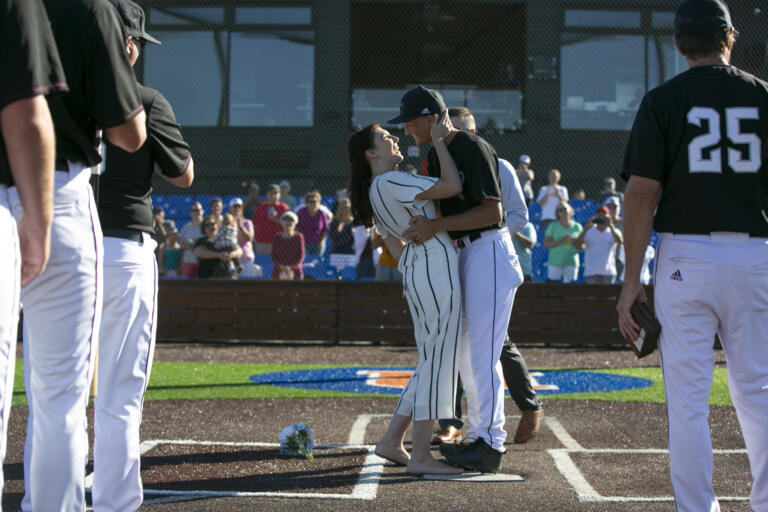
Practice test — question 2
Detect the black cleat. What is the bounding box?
[439,438,502,473]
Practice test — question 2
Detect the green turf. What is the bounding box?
[11,361,733,407]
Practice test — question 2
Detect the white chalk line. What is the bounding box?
[134,413,385,502]
[546,415,750,503]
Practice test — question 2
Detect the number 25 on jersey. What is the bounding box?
[687,106,762,173]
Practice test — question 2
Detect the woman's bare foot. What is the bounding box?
[375,441,410,466]
[407,457,463,475]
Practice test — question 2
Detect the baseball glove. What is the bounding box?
[629,301,661,358]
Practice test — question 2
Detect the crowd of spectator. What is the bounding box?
[151,163,654,283]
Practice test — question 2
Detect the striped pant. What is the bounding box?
[395,243,462,421]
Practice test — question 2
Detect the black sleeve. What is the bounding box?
[0,0,68,111]
[85,1,142,129]
[146,89,191,178]
[461,139,501,203]
[622,93,666,183]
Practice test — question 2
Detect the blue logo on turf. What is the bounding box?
[249,367,653,396]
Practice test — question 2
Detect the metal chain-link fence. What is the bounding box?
[138,0,768,281]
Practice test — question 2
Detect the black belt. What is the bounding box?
[55,157,69,171]
[456,231,482,249]
[103,228,143,242]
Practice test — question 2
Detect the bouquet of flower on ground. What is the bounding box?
[279,422,314,460]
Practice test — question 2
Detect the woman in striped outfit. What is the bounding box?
[348,114,463,475]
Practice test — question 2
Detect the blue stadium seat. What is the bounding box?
[151,194,168,210]
[531,245,548,282]
[527,203,541,223]
[340,266,357,281]
[302,256,327,280]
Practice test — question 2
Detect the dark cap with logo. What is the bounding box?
[387,86,446,124]
[109,0,161,45]
[674,0,733,36]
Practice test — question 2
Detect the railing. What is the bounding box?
[157,280,645,346]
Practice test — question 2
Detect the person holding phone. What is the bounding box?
[574,206,623,283]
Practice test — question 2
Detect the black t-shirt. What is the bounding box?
[623,65,768,237]
[0,0,68,186]
[427,131,503,240]
[98,84,191,233]
[42,0,143,167]
[194,238,236,279]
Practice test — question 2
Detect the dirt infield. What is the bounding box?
[2,342,751,511]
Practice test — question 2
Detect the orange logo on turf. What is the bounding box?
[357,370,559,391]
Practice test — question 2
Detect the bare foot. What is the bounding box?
[375,441,410,466]
[407,458,463,475]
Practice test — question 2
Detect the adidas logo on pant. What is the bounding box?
[670,269,683,281]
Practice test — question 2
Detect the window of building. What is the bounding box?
[560,9,686,130]
[350,2,525,133]
[143,6,314,127]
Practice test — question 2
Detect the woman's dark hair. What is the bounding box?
[347,124,378,227]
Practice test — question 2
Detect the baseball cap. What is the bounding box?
[267,184,280,193]
[109,0,162,45]
[604,196,620,206]
[596,206,610,215]
[387,86,446,124]
[519,155,531,165]
[229,197,243,208]
[674,0,732,36]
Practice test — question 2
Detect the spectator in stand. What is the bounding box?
[243,180,260,220]
[355,226,376,280]
[543,201,582,283]
[597,177,624,208]
[159,227,181,276]
[193,215,243,279]
[536,169,568,232]
[271,211,304,280]
[328,197,357,271]
[603,195,623,229]
[572,189,587,200]
[279,180,297,209]
[296,190,329,255]
[296,188,334,221]
[209,197,224,225]
[252,183,290,254]
[151,206,167,261]
[618,244,655,285]
[573,206,623,283]
[228,197,256,277]
[180,201,203,278]
[517,155,534,205]
[373,232,402,281]
[512,221,537,280]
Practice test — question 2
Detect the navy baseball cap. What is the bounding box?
[674,0,733,36]
[387,86,446,124]
[110,0,162,45]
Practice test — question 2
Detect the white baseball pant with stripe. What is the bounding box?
[92,232,158,512]
[655,233,768,512]
[12,166,101,512]
[0,189,20,500]
[458,228,523,452]
[395,236,462,420]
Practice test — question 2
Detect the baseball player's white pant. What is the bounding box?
[395,242,461,420]
[92,232,158,512]
[655,233,768,512]
[0,191,20,501]
[12,167,101,512]
[458,228,523,452]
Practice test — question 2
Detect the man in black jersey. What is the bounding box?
[92,1,193,509]
[617,1,768,510]
[396,86,525,473]
[15,0,146,509]
[0,0,68,498]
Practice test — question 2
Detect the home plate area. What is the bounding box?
[100,412,752,506]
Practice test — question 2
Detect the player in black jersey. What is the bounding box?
[617,1,768,510]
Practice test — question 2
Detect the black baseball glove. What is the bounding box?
[629,301,661,358]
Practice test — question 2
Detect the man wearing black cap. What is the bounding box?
[91,1,193,509]
[0,0,68,499]
[617,1,768,510]
[396,86,524,473]
[15,0,146,509]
